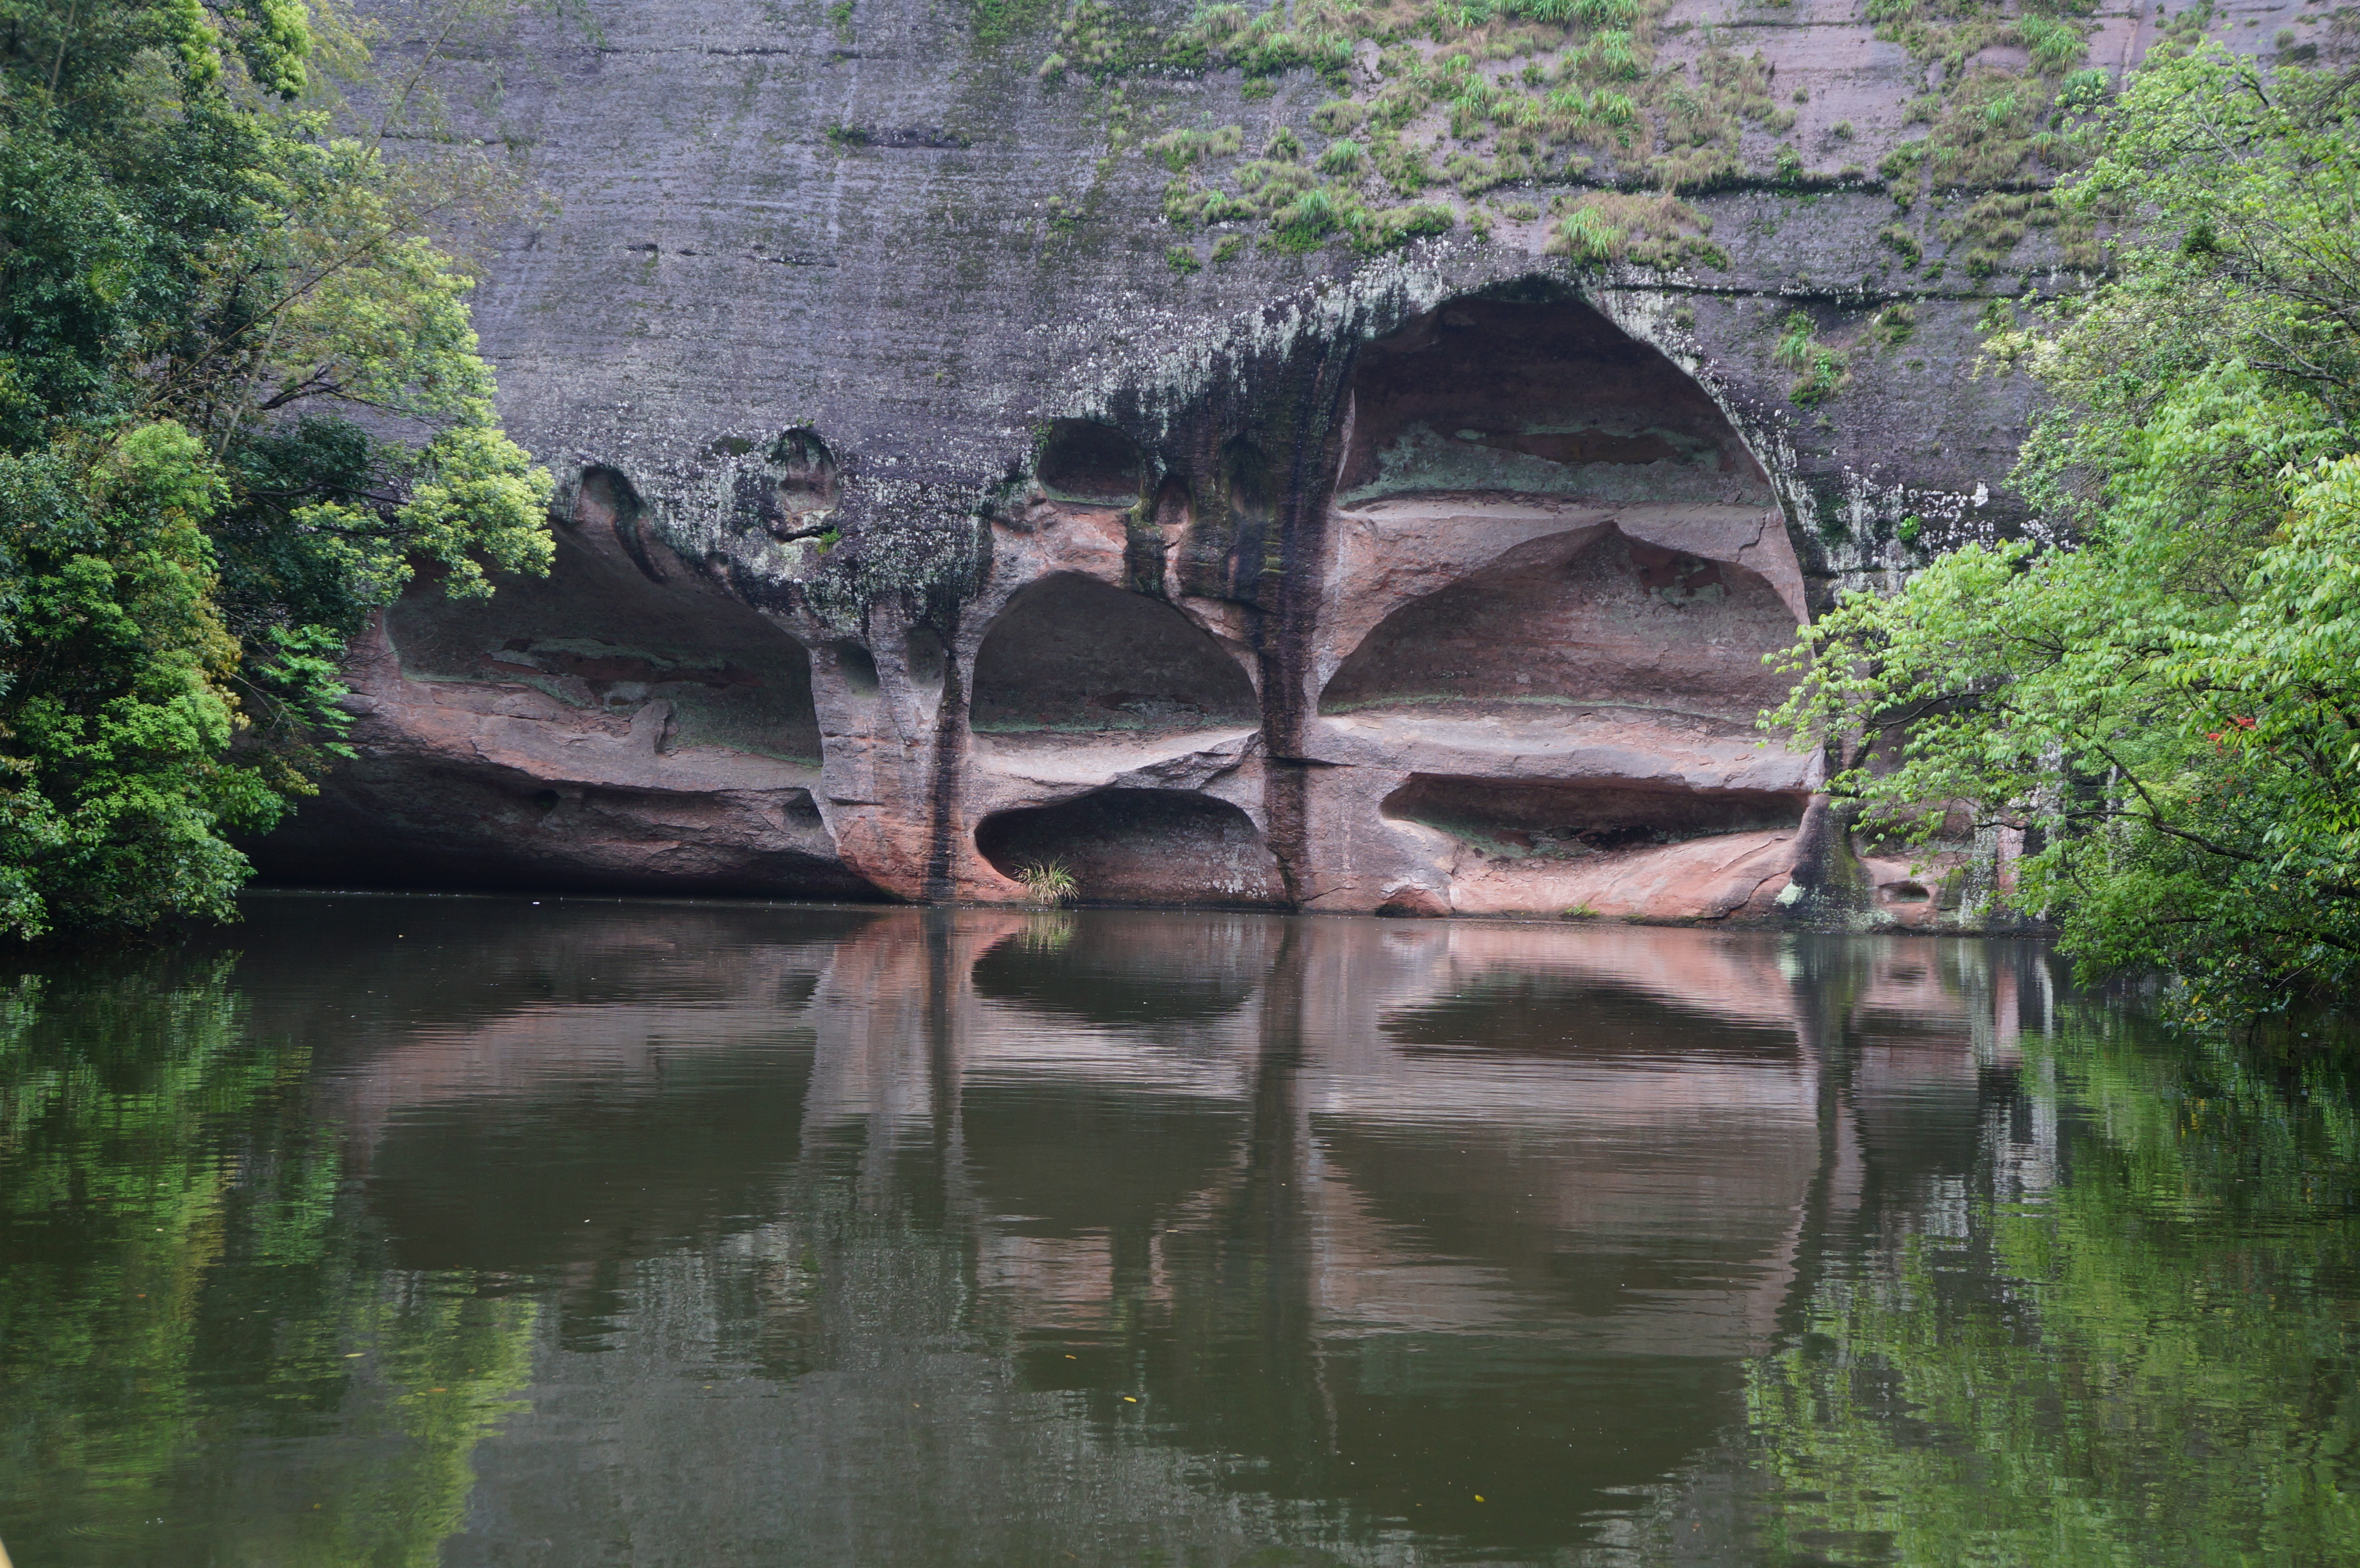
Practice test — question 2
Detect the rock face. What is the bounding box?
[250,0,2304,921]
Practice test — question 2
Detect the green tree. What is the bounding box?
[0,0,553,939]
[1769,46,2360,1015]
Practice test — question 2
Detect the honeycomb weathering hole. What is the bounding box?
[578,466,668,584]
[1321,528,1798,723]
[971,574,1257,735]
[1337,297,1773,509]
[1038,419,1145,502]
[975,790,1287,907]
[382,527,825,764]
[575,465,644,531]
[766,427,839,536]
[1382,775,1807,858]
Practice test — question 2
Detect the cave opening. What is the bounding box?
[970,574,1257,735]
[1380,774,1807,860]
[975,790,1287,907]
[1321,527,1798,724]
[1336,296,1773,509]
[1038,419,1145,503]
[381,527,825,763]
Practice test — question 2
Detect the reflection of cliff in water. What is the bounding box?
[186,897,2056,1562]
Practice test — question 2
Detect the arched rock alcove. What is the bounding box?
[974,790,1287,906]
[1378,774,1806,863]
[1335,296,1773,510]
[386,521,826,763]
[246,461,863,899]
[1037,419,1146,503]
[971,574,1257,735]
[1322,526,1801,723]
[1304,293,1818,920]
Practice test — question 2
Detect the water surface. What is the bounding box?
[2,898,2354,1565]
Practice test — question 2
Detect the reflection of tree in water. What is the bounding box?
[1737,1013,2360,1567]
[0,956,534,1568]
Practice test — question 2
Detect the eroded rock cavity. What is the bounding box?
[251,475,870,897]
[256,292,1886,921]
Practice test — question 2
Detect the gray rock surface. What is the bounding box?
[253,0,2310,923]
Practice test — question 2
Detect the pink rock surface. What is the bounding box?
[258,298,1873,923]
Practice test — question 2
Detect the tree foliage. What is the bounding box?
[1769,46,2360,1015]
[0,0,553,939]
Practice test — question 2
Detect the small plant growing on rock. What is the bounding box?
[1268,186,1343,250]
[1545,191,1725,270]
[2056,67,2111,112]
[1316,138,1369,176]
[1015,861,1078,906]
[2015,11,2088,75]
[1311,98,1367,135]
[1773,311,1850,404]
[1352,202,1454,252]
[1047,0,1134,80]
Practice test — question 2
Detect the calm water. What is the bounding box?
[2,898,2355,1567]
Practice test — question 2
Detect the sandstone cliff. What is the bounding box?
[250,0,2316,924]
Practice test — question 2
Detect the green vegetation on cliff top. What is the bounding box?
[1034,0,2116,273]
[0,0,553,939]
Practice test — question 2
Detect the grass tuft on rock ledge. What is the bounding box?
[1014,860,1079,905]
